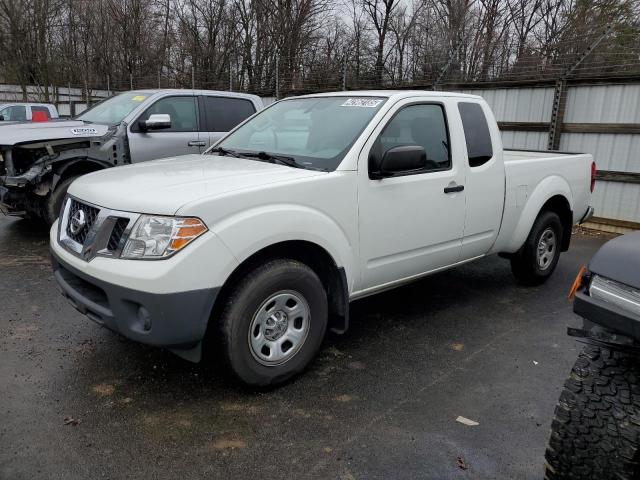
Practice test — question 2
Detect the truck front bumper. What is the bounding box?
[574,289,640,340]
[51,250,219,362]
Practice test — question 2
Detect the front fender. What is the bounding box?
[505,175,573,252]
[211,204,357,291]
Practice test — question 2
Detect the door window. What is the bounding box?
[458,102,493,167]
[0,105,27,121]
[371,104,450,174]
[134,96,197,132]
[201,96,255,131]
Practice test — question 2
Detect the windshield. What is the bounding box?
[77,92,153,125]
[213,96,387,171]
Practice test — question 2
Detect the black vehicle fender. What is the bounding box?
[51,157,112,190]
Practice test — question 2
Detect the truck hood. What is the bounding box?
[589,231,640,290]
[68,154,327,215]
[0,120,110,145]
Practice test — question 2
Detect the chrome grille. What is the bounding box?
[58,196,140,261]
[66,199,100,244]
[107,218,130,251]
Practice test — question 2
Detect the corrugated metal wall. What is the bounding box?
[461,84,640,227]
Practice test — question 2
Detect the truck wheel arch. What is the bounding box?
[53,158,110,190]
[505,176,574,253]
[210,240,350,336]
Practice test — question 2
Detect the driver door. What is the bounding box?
[357,99,467,292]
[128,94,203,163]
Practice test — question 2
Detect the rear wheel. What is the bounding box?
[510,210,563,285]
[44,176,78,226]
[545,345,640,480]
[218,259,328,387]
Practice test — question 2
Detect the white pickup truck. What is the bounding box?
[50,91,595,386]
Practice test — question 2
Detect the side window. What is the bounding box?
[0,105,27,121]
[201,96,256,131]
[32,106,51,119]
[458,102,493,167]
[134,96,197,132]
[371,103,450,173]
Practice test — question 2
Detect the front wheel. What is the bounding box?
[545,345,640,480]
[218,259,328,387]
[44,176,79,226]
[510,210,563,285]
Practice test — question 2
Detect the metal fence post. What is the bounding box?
[342,48,347,91]
[68,81,72,116]
[275,51,280,100]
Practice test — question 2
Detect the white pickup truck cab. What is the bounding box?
[50,91,595,386]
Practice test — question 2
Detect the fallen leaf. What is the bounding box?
[335,394,353,402]
[457,456,468,470]
[456,416,479,426]
[451,343,464,351]
[64,416,81,426]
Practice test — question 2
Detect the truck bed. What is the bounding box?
[491,148,594,254]
[503,148,584,162]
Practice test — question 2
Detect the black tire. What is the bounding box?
[545,345,640,480]
[44,176,79,226]
[219,259,328,387]
[510,210,563,285]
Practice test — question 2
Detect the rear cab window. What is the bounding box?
[200,96,256,132]
[458,102,493,167]
[31,106,51,120]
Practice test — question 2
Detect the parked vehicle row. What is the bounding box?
[0,90,262,223]
[49,90,595,386]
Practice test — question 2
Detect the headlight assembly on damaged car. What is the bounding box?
[589,275,640,318]
[121,215,207,259]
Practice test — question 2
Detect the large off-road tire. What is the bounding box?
[219,259,328,387]
[545,345,640,480]
[510,210,563,285]
[44,175,79,226]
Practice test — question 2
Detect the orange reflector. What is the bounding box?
[168,218,207,252]
[568,265,586,300]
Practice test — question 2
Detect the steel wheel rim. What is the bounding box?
[536,228,557,271]
[248,290,311,366]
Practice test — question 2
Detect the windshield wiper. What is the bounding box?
[241,151,326,171]
[209,146,243,158]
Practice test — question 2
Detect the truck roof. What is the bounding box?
[294,90,483,101]
[0,102,57,108]
[124,89,262,102]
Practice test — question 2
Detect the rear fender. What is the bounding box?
[505,176,573,253]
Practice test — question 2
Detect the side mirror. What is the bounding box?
[371,145,427,179]
[140,113,171,131]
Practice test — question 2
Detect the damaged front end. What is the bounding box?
[0,123,129,218]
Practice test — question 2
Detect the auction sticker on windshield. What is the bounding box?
[341,98,383,108]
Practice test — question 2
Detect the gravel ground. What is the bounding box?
[0,215,610,479]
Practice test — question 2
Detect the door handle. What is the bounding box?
[188,141,206,147]
[444,184,464,194]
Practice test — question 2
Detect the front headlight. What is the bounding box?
[590,275,640,317]
[121,215,207,259]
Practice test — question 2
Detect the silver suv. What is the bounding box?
[0,89,263,224]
